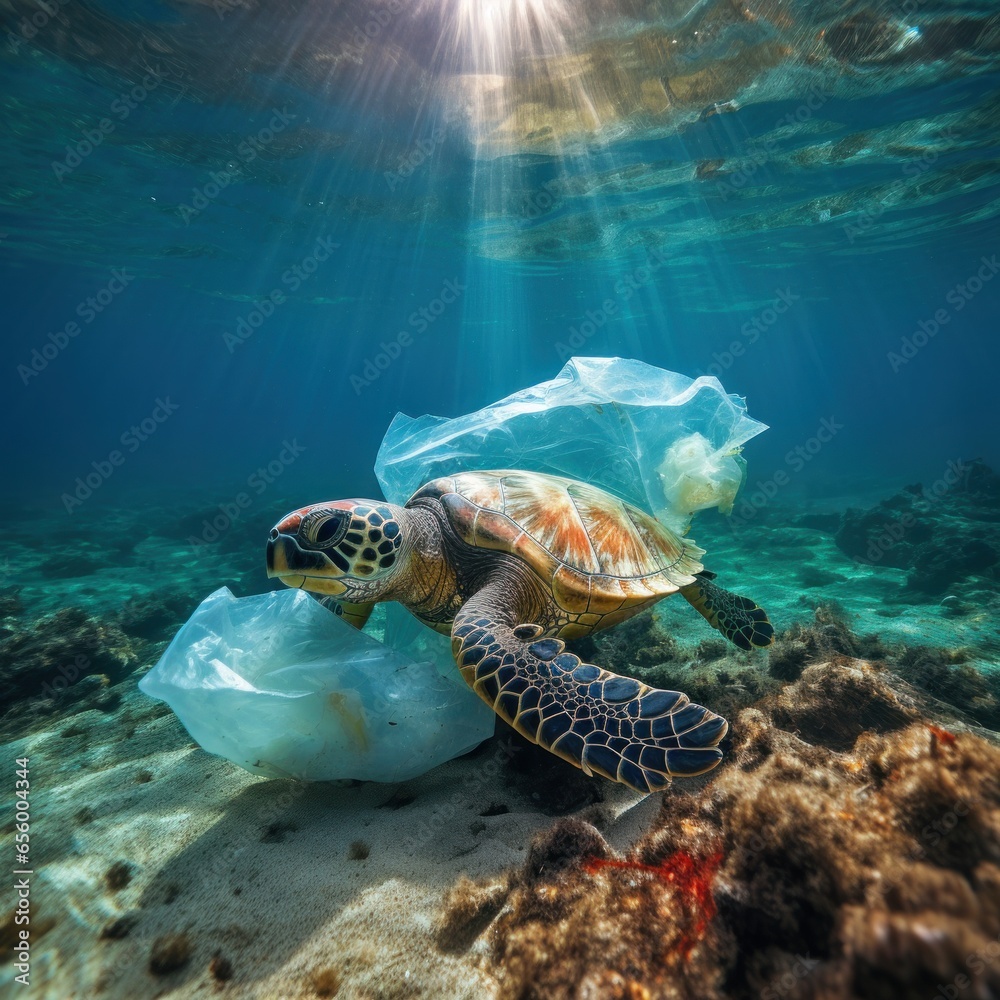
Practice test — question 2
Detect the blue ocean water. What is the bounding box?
[3,0,999,520]
[5,5,1000,998]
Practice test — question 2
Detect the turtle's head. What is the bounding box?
[266,500,406,601]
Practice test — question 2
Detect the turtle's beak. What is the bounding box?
[264,532,297,580]
[266,524,347,597]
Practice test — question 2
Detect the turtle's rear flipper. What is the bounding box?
[680,574,773,650]
[451,583,728,793]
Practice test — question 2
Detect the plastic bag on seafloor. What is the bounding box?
[375,356,767,533]
[139,587,496,782]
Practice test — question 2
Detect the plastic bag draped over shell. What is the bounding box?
[376,357,767,532]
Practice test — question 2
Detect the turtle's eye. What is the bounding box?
[312,512,348,547]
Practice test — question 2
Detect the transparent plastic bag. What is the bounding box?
[375,356,766,531]
[139,587,496,782]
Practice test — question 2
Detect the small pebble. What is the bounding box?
[348,840,370,861]
[149,932,192,975]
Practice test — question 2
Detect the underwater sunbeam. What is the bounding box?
[445,0,572,67]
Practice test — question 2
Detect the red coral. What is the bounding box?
[928,723,957,748]
[583,848,724,959]
[927,722,955,757]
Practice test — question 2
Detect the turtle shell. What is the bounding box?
[408,470,704,619]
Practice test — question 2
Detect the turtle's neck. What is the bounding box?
[387,503,461,621]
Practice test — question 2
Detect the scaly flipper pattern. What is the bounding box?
[451,582,728,793]
[680,573,774,650]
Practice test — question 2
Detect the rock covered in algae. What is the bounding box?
[436,658,1000,1000]
[834,459,1000,593]
[0,606,139,739]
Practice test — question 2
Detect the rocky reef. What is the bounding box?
[0,592,192,742]
[437,658,1000,1000]
[0,608,138,726]
[834,459,1000,594]
[591,590,1000,737]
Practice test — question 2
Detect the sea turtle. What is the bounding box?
[266,469,773,792]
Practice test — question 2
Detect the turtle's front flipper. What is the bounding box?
[679,573,773,650]
[316,597,373,630]
[451,582,728,793]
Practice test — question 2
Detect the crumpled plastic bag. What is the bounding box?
[139,587,496,782]
[375,356,766,532]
